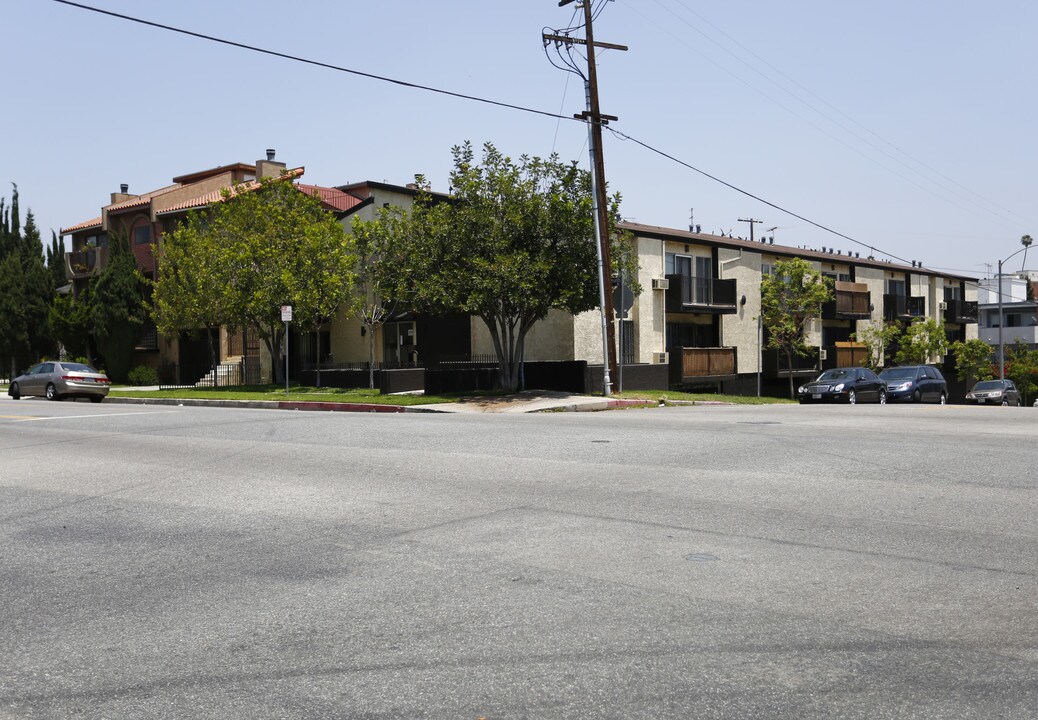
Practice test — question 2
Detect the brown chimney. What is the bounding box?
[256,148,287,179]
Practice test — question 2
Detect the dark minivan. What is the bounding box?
[879,365,948,404]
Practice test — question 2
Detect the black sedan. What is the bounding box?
[798,367,886,404]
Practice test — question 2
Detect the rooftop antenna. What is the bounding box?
[689,207,694,232]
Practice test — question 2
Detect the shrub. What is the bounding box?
[127,365,159,386]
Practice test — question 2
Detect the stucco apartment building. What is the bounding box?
[61,151,360,383]
[556,222,980,393]
[316,212,979,394]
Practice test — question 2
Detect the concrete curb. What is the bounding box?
[105,396,446,413]
[104,395,735,414]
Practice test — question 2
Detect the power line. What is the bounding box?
[621,0,1035,231]
[658,0,1035,230]
[48,0,961,273]
[51,0,571,123]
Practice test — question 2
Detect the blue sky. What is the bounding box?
[5,0,1036,276]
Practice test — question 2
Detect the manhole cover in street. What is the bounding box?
[736,421,780,425]
[685,553,719,562]
[591,440,610,443]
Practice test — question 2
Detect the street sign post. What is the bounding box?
[281,305,292,394]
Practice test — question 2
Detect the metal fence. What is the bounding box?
[159,358,261,390]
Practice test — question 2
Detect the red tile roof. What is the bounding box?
[105,184,180,212]
[60,216,103,235]
[156,168,306,215]
[297,184,364,213]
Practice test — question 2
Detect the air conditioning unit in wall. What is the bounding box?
[652,351,669,364]
[819,349,828,361]
[651,277,670,290]
[938,301,948,311]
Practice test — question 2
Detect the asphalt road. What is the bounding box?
[1,396,1035,719]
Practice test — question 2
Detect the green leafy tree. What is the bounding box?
[0,190,56,375]
[153,177,357,385]
[49,284,94,360]
[949,338,993,389]
[0,253,28,378]
[853,321,901,371]
[893,317,948,366]
[47,230,68,289]
[351,208,404,389]
[375,141,636,392]
[1004,341,1038,405]
[760,257,833,398]
[91,233,146,382]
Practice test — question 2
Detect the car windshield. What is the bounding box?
[816,369,850,382]
[974,381,1006,391]
[61,363,98,373]
[880,368,915,379]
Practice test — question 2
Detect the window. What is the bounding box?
[944,285,961,301]
[887,278,906,296]
[134,225,152,245]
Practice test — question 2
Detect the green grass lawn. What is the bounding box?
[100,385,791,407]
[108,385,457,406]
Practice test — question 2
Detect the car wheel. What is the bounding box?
[1001,397,1009,406]
[878,390,887,405]
[90,395,104,404]
[45,383,60,401]
[1018,398,1024,407]
[912,390,921,403]
[848,389,857,405]
[9,382,20,400]
[939,392,947,406]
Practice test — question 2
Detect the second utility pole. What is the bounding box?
[557,0,625,394]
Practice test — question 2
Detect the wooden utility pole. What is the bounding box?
[551,0,626,394]
[738,217,763,243]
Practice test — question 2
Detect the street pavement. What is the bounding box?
[0,396,1035,718]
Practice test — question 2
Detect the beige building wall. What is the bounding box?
[717,246,763,374]
[635,236,666,362]
[853,266,886,339]
[473,310,575,362]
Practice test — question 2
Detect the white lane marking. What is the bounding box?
[11,409,180,422]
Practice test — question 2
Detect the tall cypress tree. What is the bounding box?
[47,230,67,289]
[20,211,56,359]
[91,232,145,381]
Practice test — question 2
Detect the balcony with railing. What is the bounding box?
[943,299,978,324]
[822,282,871,320]
[821,342,869,370]
[883,294,926,321]
[665,275,738,314]
[762,346,820,379]
[65,247,109,280]
[670,346,737,382]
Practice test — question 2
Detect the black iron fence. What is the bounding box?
[159,357,261,389]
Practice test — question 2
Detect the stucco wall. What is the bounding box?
[472,310,575,362]
[634,236,665,362]
[717,246,763,374]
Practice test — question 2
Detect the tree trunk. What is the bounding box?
[786,348,795,399]
[368,324,375,390]
[314,328,321,389]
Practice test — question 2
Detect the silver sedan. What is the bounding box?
[8,361,111,402]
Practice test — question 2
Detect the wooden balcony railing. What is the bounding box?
[822,282,871,319]
[673,346,737,379]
